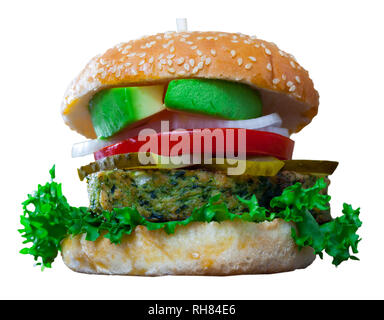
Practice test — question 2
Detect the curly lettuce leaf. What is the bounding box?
[19,166,361,269]
[271,179,362,266]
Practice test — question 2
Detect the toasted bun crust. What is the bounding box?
[61,219,315,275]
[61,31,319,139]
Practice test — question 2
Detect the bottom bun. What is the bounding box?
[61,219,315,275]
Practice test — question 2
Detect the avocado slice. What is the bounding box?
[89,85,166,139]
[164,79,262,119]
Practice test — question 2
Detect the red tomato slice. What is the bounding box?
[94,129,294,161]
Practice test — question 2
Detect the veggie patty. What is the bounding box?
[87,168,331,223]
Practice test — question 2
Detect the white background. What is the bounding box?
[1,0,383,299]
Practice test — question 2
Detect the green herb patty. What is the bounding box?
[87,168,331,223]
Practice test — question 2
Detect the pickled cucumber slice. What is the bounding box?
[78,153,192,180]
[78,153,283,180]
[78,155,338,181]
[282,160,338,175]
[199,157,284,176]
[164,79,263,119]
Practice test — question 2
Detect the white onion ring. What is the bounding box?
[168,112,282,131]
[260,126,289,137]
[71,112,286,158]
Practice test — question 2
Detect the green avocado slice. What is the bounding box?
[89,85,166,139]
[164,79,263,119]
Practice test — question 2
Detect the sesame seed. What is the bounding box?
[243,40,251,44]
[289,85,296,92]
[265,48,271,55]
[287,81,294,87]
[168,68,175,74]
[167,59,173,66]
[261,43,266,48]
[197,36,203,40]
[290,61,296,68]
[210,49,216,56]
[266,63,272,71]
[148,57,154,63]
[170,46,175,53]
[231,40,239,43]
[248,56,257,61]
[184,63,190,71]
[230,50,236,58]
[176,57,185,65]
[205,57,212,65]
[290,54,297,62]
[254,43,260,48]
[272,78,280,85]
[282,74,287,80]
[295,76,301,83]
[157,62,162,69]
[177,70,186,76]
[167,54,175,59]
[138,60,145,66]
[158,53,164,59]
[125,62,132,67]
[196,49,202,56]
[293,93,302,99]
[197,61,204,69]
[182,34,190,38]
[279,50,285,56]
[138,53,146,58]
[189,59,195,67]
[237,58,243,66]
[206,36,214,40]
[192,66,199,74]
[186,41,193,45]
[127,53,136,57]
[245,63,252,70]
[191,45,197,50]
[160,59,166,65]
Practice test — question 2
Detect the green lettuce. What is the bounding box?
[19,166,361,270]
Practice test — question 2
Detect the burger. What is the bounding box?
[19,28,361,275]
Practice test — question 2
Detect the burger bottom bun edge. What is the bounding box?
[61,219,315,275]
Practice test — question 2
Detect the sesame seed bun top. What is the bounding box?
[61,31,319,139]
